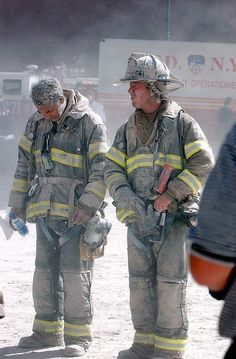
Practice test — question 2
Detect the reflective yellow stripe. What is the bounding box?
[178,169,202,192]
[12,178,29,193]
[51,148,83,168]
[34,149,41,163]
[50,203,68,217]
[134,331,155,346]
[116,208,135,223]
[105,147,126,168]
[26,201,50,218]
[19,134,32,153]
[126,153,183,174]
[155,153,183,170]
[85,181,106,199]
[105,173,126,189]
[88,141,109,160]
[26,201,70,219]
[64,322,92,337]
[184,139,209,159]
[126,154,153,174]
[33,319,64,334]
[134,331,187,350]
[154,334,187,351]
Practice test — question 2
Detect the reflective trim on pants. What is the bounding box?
[127,220,188,349]
[33,318,64,334]
[64,322,92,339]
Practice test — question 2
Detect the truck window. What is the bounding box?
[3,79,22,95]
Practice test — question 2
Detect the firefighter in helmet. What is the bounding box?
[104,54,214,359]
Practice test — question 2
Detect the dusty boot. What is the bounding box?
[18,332,64,348]
[64,344,87,357]
[117,344,154,359]
[151,348,184,359]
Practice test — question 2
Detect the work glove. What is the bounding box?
[129,204,159,241]
[73,204,95,225]
[114,186,146,223]
[9,208,26,230]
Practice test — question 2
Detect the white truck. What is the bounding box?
[98,38,236,145]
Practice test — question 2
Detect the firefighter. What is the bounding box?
[104,54,214,359]
[8,78,109,357]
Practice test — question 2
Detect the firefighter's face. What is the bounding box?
[36,97,65,121]
[128,81,155,110]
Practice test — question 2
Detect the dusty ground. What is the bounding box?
[0,201,230,359]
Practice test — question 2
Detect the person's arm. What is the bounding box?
[8,116,37,212]
[190,252,234,291]
[104,124,146,224]
[165,113,214,203]
[74,121,109,224]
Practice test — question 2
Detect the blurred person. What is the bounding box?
[0,289,4,319]
[8,78,109,357]
[83,85,107,123]
[215,96,236,152]
[189,123,236,359]
[104,53,214,359]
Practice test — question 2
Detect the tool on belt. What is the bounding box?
[150,163,174,242]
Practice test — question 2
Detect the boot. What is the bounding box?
[18,332,64,348]
[117,344,153,359]
[64,344,87,357]
[151,348,184,359]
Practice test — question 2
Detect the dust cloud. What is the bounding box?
[0,0,235,206]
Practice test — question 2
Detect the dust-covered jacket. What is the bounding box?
[8,89,109,223]
[104,101,214,223]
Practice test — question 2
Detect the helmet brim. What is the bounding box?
[113,74,184,93]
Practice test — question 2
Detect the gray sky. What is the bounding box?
[0,0,235,75]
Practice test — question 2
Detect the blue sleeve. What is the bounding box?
[190,124,236,259]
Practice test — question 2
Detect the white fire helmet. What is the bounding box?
[113,53,184,93]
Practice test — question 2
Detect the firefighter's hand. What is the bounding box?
[154,193,173,212]
[9,208,26,230]
[73,204,94,225]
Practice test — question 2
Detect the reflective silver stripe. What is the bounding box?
[185,139,209,159]
[26,201,50,218]
[85,181,106,199]
[155,153,183,170]
[154,334,187,351]
[104,173,126,189]
[88,141,109,160]
[19,134,32,153]
[33,319,64,334]
[105,146,126,168]
[134,331,155,346]
[178,169,202,192]
[116,208,135,223]
[12,178,29,193]
[64,322,92,337]
[126,154,153,174]
[126,153,183,174]
[51,148,83,168]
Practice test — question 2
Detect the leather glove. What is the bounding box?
[154,192,173,212]
[9,208,26,230]
[73,204,95,225]
[129,205,158,241]
[114,186,146,223]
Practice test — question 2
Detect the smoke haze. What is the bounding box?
[0,0,235,74]
[0,0,235,206]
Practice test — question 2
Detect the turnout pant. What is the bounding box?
[127,220,188,358]
[32,220,94,347]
